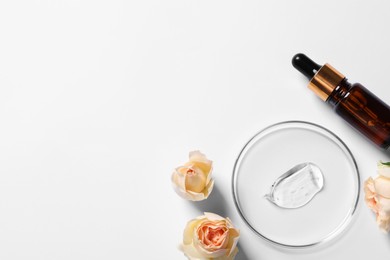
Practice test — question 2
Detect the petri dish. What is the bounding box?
[232,121,360,248]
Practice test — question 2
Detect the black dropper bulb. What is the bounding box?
[292,53,321,79]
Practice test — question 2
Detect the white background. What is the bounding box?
[0,0,389,259]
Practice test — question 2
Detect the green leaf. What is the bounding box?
[380,161,390,166]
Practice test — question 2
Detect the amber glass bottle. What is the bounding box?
[292,53,390,150]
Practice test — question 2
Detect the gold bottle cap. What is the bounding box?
[308,63,345,101]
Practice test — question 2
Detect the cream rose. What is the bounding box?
[180,212,240,260]
[171,151,214,201]
[364,161,390,233]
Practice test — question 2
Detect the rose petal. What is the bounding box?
[180,243,205,260]
[198,248,229,259]
[189,151,212,165]
[203,212,226,222]
[172,184,195,200]
[172,167,187,190]
[226,246,239,260]
[376,214,390,233]
[186,190,206,201]
[226,228,240,256]
[377,196,390,215]
[194,236,229,259]
[378,161,390,178]
[189,151,213,177]
[202,179,214,199]
[198,222,228,249]
[183,219,201,245]
[364,177,378,212]
[374,176,390,199]
[172,167,196,200]
[184,166,207,193]
[364,177,375,196]
[174,182,213,202]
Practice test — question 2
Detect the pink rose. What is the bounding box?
[171,151,214,201]
[180,213,240,260]
[364,162,390,233]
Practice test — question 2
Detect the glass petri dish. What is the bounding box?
[232,121,360,248]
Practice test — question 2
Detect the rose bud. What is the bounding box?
[364,161,390,233]
[171,151,214,201]
[180,212,240,260]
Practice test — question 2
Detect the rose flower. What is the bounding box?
[180,212,240,260]
[171,151,214,201]
[364,161,390,233]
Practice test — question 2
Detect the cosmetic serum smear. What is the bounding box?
[265,163,324,209]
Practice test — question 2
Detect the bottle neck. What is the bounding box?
[308,64,345,101]
[327,78,352,107]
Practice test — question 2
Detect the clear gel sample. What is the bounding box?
[265,162,324,209]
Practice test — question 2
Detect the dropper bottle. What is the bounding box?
[292,53,390,150]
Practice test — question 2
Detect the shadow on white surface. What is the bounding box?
[192,184,228,218]
[235,246,251,260]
